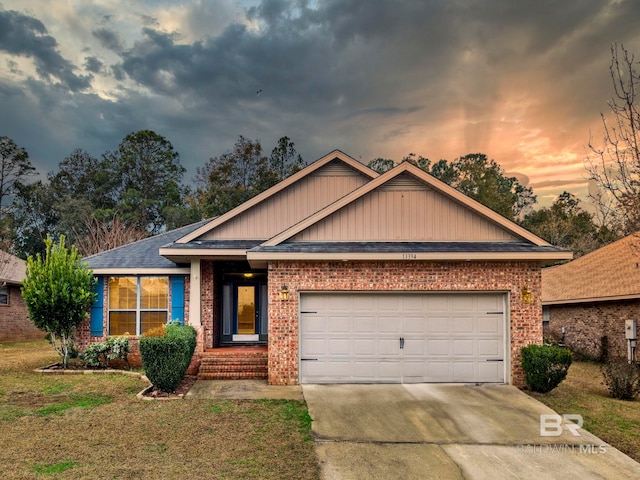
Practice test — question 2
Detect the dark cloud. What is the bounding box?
[84,56,104,74]
[1,0,640,208]
[92,27,125,53]
[0,9,91,91]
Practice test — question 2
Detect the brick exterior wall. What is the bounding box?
[0,285,44,342]
[267,260,543,387]
[200,261,216,350]
[547,300,640,361]
[76,275,192,368]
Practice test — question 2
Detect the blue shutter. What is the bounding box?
[90,277,104,336]
[171,276,185,325]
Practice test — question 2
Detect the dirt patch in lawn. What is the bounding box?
[530,360,640,462]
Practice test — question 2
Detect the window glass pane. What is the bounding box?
[0,287,8,305]
[109,312,136,335]
[141,277,168,309]
[109,277,137,309]
[141,311,168,335]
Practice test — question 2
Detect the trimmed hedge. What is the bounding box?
[521,344,572,393]
[140,323,197,393]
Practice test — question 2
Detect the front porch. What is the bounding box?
[197,346,268,380]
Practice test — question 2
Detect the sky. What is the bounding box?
[1,0,639,208]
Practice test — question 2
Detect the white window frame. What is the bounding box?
[108,276,169,336]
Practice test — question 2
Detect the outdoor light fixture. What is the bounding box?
[521,285,533,304]
[279,285,290,301]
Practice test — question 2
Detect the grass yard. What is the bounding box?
[0,340,319,480]
[530,360,640,462]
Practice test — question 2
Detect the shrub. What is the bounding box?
[521,344,572,393]
[143,324,167,338]
[602,361,640,400]
[82,337,130,368]
[140,324,197,392]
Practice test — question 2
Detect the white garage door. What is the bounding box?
[299,292,506,384]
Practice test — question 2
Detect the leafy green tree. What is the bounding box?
[11,181,59,258]
[430,153,536,220]
[261,136,304,188]
[196,135,266,217]
[22,235,96,368]
[521,192,616,257]
[196,135,305,217]
[0,137,37,248]
[102,130,187,233]
[367,158,395,174]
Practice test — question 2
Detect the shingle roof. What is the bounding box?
[251,241,566,254]
[542,233,640,304]
[84,219,211,270]
[0,251,26,284]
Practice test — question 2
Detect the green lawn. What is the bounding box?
[0,340,319,480]
[530,360,640,462]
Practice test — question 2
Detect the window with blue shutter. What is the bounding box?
[90,277,104,336]
[171,276,185,325]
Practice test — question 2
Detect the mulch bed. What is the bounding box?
[142,375,198,399]
[36,362,198,400]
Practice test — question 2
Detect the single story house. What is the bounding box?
[79,150,571,386]
[0,251,42,342]
[542,233,640,361]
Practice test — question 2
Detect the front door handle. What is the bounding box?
[400,337,405,349]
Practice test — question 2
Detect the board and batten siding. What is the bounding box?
[201,161,370,240]
[290,174,518,242]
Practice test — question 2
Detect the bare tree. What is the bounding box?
[74,214,148,257]
[587,43,640,234]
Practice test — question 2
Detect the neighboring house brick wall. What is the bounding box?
[547,300,640,361]
[0,285,43,342]
[268,260,542,387]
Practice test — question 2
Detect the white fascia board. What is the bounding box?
[158,248,249,258]
[91,268,191,275]
[246,250,573,262]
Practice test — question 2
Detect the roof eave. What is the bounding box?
[247,251,572,262]
[92,267,191,275]
[158,247,249,262]
[543,293,640,306]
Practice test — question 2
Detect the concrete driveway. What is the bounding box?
[302,384,640,479]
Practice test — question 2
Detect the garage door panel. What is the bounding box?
[453,339,475,356]
[404,316,427,333]
[329,339,351,355]
[354,316,376,332]
[302,338,327,356]
[478,362,503,382]
[477,339,501,356]
[427,317,449,333]
[328,316,350,332]
[353,339,375,355]
[427,339,450,356]
[453,317,474,333]
[300,293,506,384]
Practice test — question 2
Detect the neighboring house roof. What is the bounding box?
[84,219,210,274]
[0,251,26,285]
[542,233,640,305]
